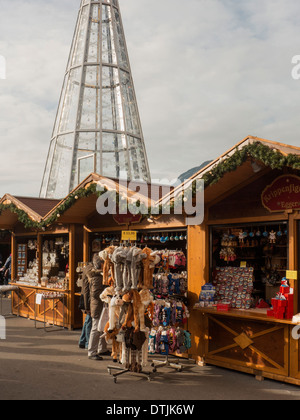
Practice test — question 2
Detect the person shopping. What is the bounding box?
[86,254,110,361]
[78,264,92,350]
[0,254,11,297]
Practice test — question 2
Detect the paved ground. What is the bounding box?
[1,299,300,401]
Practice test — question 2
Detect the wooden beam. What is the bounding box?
[69,224,76,329]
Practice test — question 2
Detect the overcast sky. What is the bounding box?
[1,0,300,197]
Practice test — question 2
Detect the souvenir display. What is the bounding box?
[196,283,216,308]
[212,223,288,306]
[267,278,294,320]
[41,237,69,290]
[16,258,39,286]
[97,238,191,375]
[148,326,191,356]
[212,267,254,310]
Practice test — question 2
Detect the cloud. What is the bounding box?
[0,0,300,196]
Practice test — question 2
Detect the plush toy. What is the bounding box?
[101,321,122,363]
[111,246,128,292]
[122,247,133,292]
[131,247,146,289]
[108,294,124,332]
[122,289,146,332]
[141,248,158,289]
[99,246,116,286]
[99,285,115,304]
[139,288,153,307]
[121,302,135,330]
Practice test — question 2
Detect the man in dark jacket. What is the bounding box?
[0,254,11,297]
[86,254,110,361]
[78,263,93,350]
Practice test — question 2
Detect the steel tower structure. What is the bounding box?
[40,0,151,199]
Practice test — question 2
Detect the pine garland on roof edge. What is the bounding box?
[1,142,300,229]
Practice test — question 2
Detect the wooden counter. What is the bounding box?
[10,284,81,330]
[194,306,297,325]
[193,307,300,386]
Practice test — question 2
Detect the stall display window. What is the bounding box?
[211,222,288,307]
[89,230,188,260]
[41,235,69,290]
[16,238,39,286]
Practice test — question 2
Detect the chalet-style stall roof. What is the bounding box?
[41,173,184,231]
[0,193,60,231]
[160,136,300,211]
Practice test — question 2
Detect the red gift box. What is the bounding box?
[285,310,294,320]
[275,308,286,319]
[217,303,230,312]
[271,298,278,309]
[267,309,274,317]
[280,286,290,295]
[277,299,287,308]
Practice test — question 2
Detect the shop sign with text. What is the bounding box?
[262,175,300,212]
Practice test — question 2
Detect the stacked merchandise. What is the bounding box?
[267,278,294,320]
[99,245,160,373]
[197,283,216,308]
[17,259,39,286]
[148,251,191,357]
[213,267,254,310]
[148,326,191,356]
[98,244,191,372]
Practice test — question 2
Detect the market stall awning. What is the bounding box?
[41,173,165,226]
[159,136,300,207]
[0,194,60,229]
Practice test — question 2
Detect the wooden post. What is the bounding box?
[187,220,209,362]
[83,227,90,263]
[288,212,298,314]
[37,233,43,282]
[69,224,76,329]
[11,232,16,281]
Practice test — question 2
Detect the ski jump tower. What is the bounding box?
[40,0,151,199]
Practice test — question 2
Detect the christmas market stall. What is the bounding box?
[42,173,193,372]
[0,193,88,329]
[174,136,300,386]
[0,194,60,321]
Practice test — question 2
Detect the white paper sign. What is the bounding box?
[35,294,43,305]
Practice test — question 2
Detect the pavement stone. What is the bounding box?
[1,299,300,401]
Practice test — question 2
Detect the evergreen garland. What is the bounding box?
[2,142,300,229]
[194,141,300,192]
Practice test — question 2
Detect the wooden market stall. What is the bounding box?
[41,173,189,335]
[179,136,300,386]
[0,193,87,329]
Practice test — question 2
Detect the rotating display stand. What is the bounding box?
[107,364,154,384]
[106,353,191,383]
[151,354,185,373]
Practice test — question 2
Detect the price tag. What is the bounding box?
[121,230,137,241]
[240,261,247,268]
[35,294,43,305]
[286,270,298,280]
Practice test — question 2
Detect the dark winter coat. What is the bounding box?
[80,263,92,314]
[82,255,105,319]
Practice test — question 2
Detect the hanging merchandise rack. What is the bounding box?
[97,233,192,383]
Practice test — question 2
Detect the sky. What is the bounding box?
[1,0,300,197]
